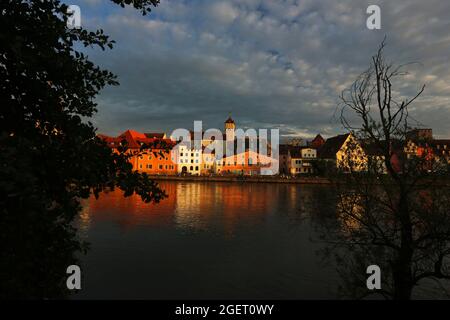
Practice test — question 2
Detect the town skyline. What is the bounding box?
[71,0,450,138]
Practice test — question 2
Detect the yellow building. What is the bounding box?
[319,133,367,172]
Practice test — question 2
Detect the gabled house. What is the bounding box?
[98,130,177,175]
[319,133,367,172]
[309,134,326,149]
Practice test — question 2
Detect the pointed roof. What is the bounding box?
[312,134,325,142]
[225,116,235,124]
[318,133,350,159]
[109,130,175,149]
[124,129,147,140]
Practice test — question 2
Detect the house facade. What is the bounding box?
[215,149,275,175]
[99,130,177,175]
[288,147,317,175]
[319,133,367,172]
[174,143,202,175]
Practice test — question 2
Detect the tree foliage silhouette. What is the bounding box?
[0,0,164,298]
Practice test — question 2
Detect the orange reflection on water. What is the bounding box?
[83,182,283,235]
[85,182,178,231]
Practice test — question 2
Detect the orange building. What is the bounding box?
[99,130,177,175]
[217,150,276,175]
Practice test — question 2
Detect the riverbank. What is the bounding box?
[147,174,331,184]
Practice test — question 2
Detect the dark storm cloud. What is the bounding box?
[78,0,450,138]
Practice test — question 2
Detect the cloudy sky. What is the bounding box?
[71,0,450,139]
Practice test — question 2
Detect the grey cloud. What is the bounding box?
[83,0,450,138]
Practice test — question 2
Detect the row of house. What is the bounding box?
[99,117,276,176]
[316,129,450,174]
[99,119,450,176]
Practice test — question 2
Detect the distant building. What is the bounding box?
[174,143,202,175]
[309,134,326,149]
[212,116,278,175]
[406,128,433,141]
[224,116,236,141]
[98,130,177,175]
[319,133,367,172]
[278,143,318,175]
[217,149,275,175]
[404,130,450,169]
[288,147,317,175]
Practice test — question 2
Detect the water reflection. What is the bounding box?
[76,181,340,299]
[83,182,301,236]
[77,181,450,299]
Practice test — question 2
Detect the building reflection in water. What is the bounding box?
[336,193,364,236]
[82,182,178,231]
[81,181,305,236]
[76,182,345,299]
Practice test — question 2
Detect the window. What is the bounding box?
[139,164,142,169]
[165,165,168,169]
[195,166,199,171]
[190,166,193,170]
[191,159,194,163]
[191,153,194,157]
[159,165,163,169]
[195,160,199,163]
[180,152,183,156]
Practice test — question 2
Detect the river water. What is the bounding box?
[74,181,447,299]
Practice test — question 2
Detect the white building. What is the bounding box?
[288,147,317,174]
[174,143,202,175]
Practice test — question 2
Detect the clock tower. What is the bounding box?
[224,115,235,141]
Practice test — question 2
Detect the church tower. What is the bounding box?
[224,115,235,141]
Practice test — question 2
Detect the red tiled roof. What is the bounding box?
[98,130,175,150]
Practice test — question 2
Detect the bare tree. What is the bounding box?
[320,39,450,299]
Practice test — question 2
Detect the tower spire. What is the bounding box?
[224,113,235,140]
